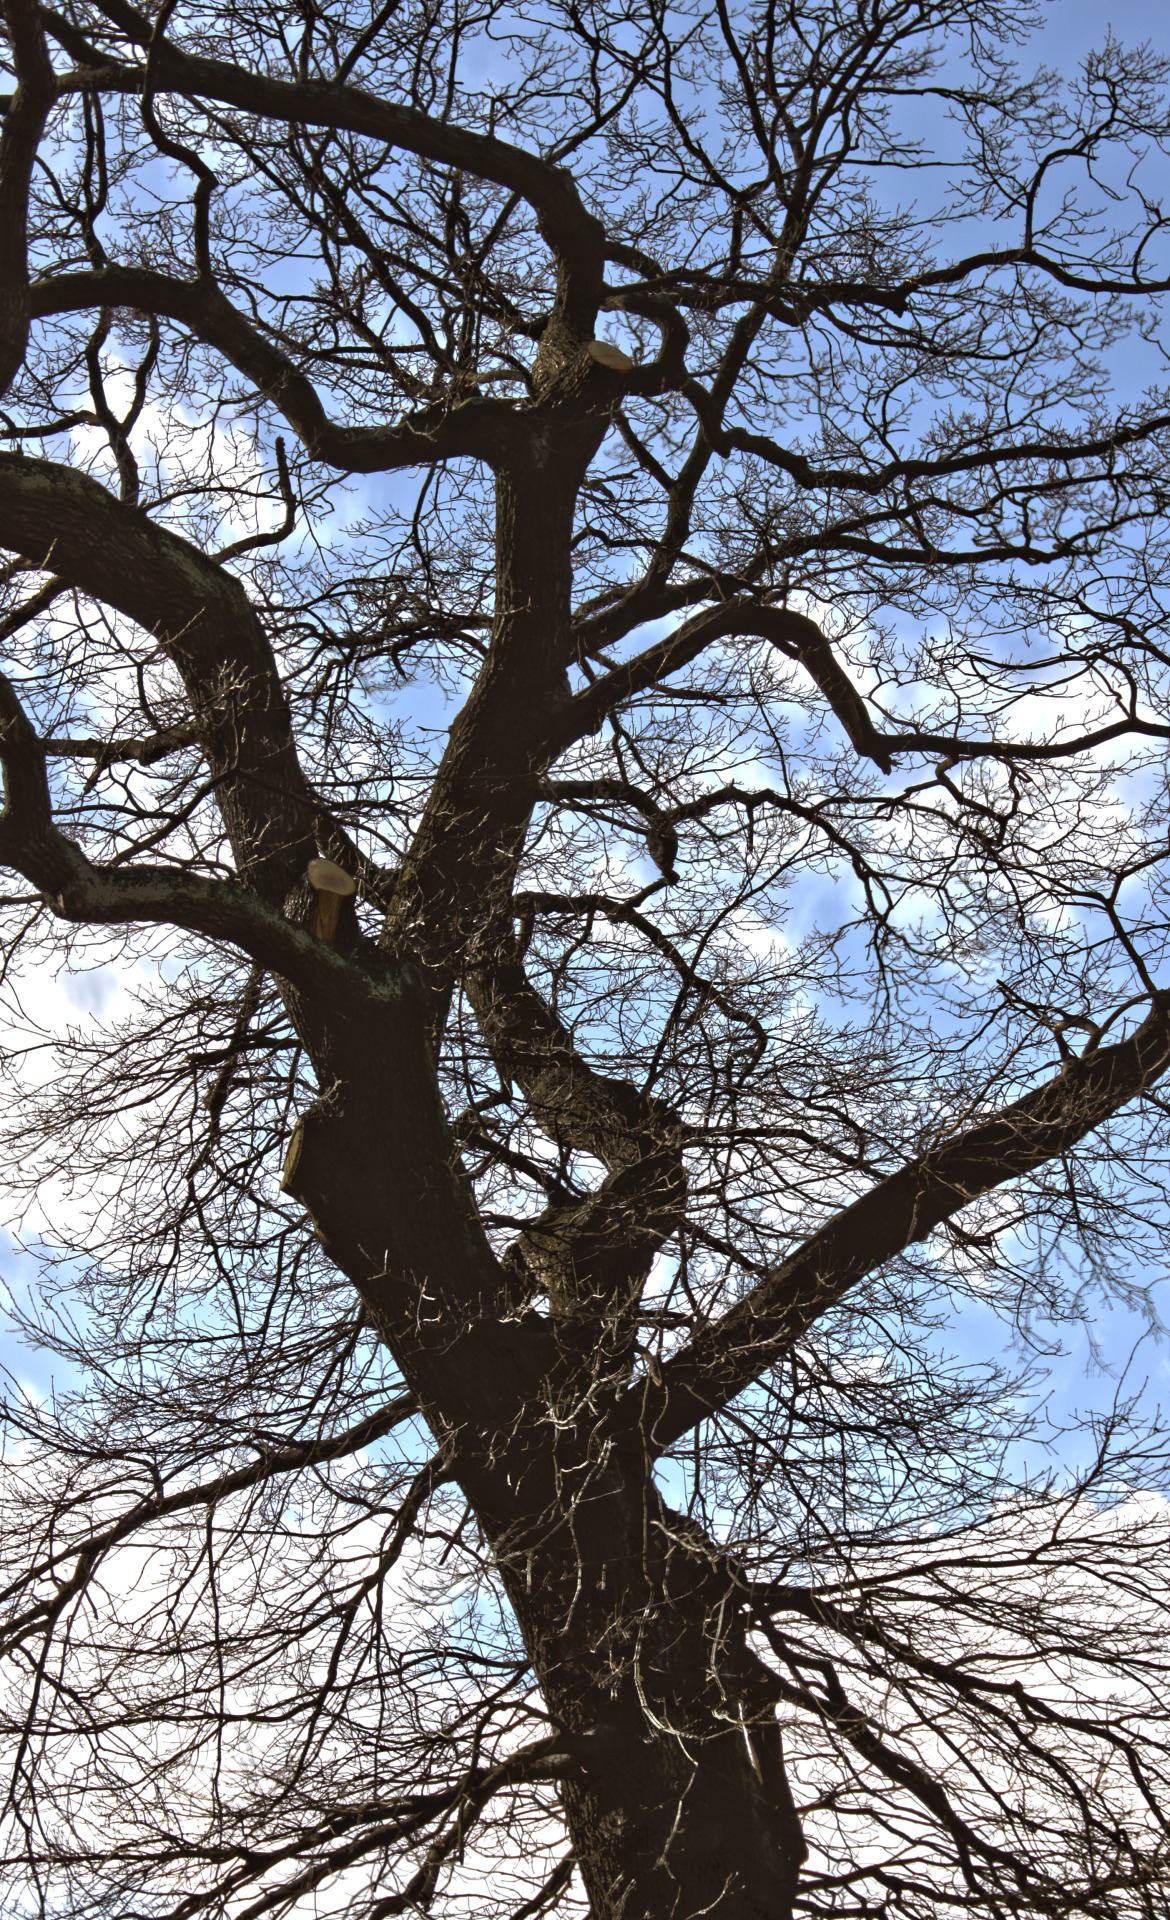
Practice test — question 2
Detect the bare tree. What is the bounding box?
[2,0,1170,1914]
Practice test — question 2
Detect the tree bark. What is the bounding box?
[505,1473,807,1920]
[278,976,807,1918]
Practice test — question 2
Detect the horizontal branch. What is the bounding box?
[878,715,1170,765]
[29,267,518,471]
[622,991,1170,1453]
[603,239,1170,323]
[681,377,1170,500]
[42,724,199,765]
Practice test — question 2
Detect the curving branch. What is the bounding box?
[29,267,520,472]
[0,707,401,1014]
[465,928,684,1317]
[40,0,607,351]
[0,448,320,902]
[552,598,891,771]
[0,625,395,1012]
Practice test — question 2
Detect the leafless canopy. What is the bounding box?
[2,0,1170,1914]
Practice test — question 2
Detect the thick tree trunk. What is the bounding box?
[558,1723,804,1920]
[282,1029,805,1915]
[504,1472,807,1920]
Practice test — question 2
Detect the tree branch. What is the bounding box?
[0,641,399,1010]
[28,267,519,471]
[0,1392,418,1648]
[41,723,199,765]
[552,599,891,771]
[680,375,1170,501]
[0,448,319,902]
[0,0,54,397]
[465,928,684,1315]
[623,991,1170,1452]
[41,0,607,345]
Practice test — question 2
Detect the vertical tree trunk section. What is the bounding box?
[502,1461,807,1920]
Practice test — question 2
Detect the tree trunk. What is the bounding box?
[557,1726,804,1920]
[501,1446,807,1920]
[271,376,813,1910]
[283,1048,805,1914]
